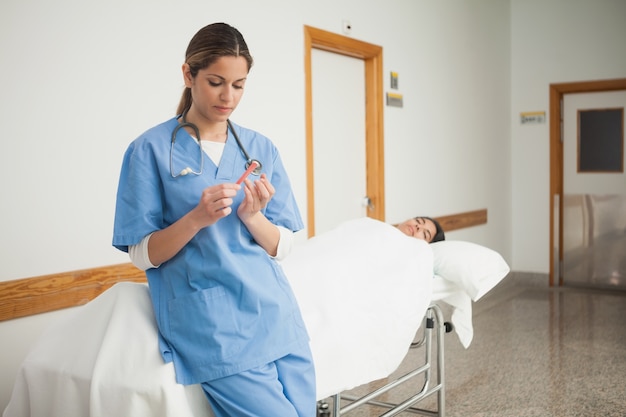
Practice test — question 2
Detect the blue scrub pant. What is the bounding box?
[200,343,316,417]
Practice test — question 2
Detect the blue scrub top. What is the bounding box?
[112,118,308,385]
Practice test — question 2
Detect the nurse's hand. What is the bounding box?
[237,174,275,220]
[145,183,240,266]
[237,174,280,256]
[194,183,241,226]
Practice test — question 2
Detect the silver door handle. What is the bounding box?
[362,196,374,211]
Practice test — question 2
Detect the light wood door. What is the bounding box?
[304,26,385,237]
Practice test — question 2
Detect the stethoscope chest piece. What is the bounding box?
[246,159,263,175]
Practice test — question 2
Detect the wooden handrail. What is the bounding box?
[434,209,487,232]
[0,263,145,321]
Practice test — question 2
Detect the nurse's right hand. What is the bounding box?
[147,183,241,266]
[193,183,242,227]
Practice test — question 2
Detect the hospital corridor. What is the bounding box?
[339,273,626,417]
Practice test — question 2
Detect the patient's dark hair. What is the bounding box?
[425,217,445,242]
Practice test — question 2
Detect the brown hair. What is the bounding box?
[424,217,445,242]
[176,23,254,115]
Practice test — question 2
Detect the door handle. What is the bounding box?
[362,196,374,211]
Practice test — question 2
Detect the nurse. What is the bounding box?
[112,23,315,417]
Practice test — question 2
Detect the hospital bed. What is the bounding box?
[310,226,510,416]
[1,212,510,417]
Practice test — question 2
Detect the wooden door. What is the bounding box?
[304,26,385,237]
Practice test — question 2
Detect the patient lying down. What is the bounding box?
[394,216,445,243]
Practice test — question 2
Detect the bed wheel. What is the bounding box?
[444,321,454,333]
[317,401,331,417]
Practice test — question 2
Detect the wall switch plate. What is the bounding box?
[386,92,403,108]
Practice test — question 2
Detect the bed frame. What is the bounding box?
[316,209,486,417]
[0,209,487,417]
[317,303,450,417]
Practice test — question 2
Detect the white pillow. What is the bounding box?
[430,240,510,301]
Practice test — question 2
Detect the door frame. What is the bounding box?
[304,25,385,236]
[549,78,626,286]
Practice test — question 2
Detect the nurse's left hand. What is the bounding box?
[237,174,275,220]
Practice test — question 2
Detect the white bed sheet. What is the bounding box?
[3,218,434,417]
[281,217,433,399]
[432,276,475,348]
[3,282,213,417]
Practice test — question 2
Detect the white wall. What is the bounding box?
[0,0,514,410]
[510,0,626,273]
[0,0,512,282]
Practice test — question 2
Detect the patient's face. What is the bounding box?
[396,217,437,242]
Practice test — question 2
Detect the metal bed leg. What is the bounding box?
[333,393,341,416]
[430,304,447,417]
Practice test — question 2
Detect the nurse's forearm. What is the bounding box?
[147,183,240,265]
[241,213,280,257]
[147,212,204,266]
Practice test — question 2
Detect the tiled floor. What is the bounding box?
[324,274,626,416]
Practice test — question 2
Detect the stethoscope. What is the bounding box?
[170,109,263,177]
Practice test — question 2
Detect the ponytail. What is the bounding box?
[176,88,192,116]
